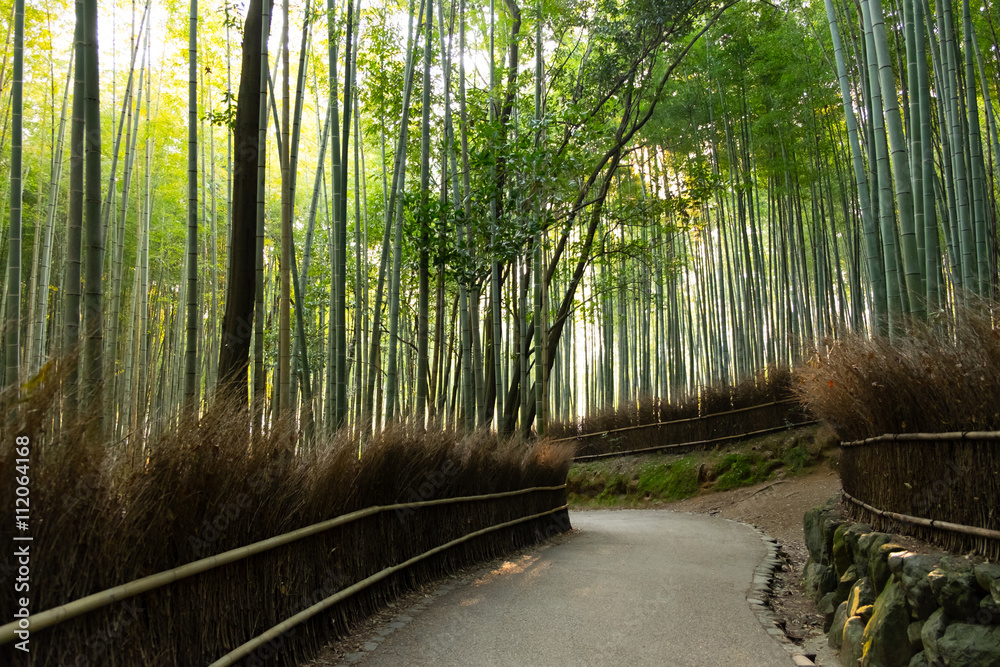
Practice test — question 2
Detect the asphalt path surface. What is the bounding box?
[355,510,796,666]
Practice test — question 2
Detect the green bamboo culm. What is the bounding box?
[869,0,922,319]
[383,0,422,424]
[82,0,103,427]
[30,58,72,375]
[532,0,545,437]
[941,0,975,293]
[913,0,939,311]
[415,0,433,430]
[4,0,24,394]
[64,0,85,420]
[252,0,270,434]
[277,0,291,416]
[962,0,988,293]
[335,0,356,429]
[860,0,902,335]
[902,0,926,307]
[185,0,199,411]
[824,0,886,334]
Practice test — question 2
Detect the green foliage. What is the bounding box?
[713,452,775,491]
[594,472,630,504]
[636,457,699,500]
[204,91,237,129]
[781,445,813,473]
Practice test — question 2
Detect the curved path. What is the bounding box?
[349,510,796,666]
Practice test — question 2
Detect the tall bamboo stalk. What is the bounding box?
[3,0,23,393]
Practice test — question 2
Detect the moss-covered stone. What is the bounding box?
[861,575,913,667]
[838,564,860,604]
[936,622,1000,667]
[819,591,839,632]
[896,553,941,620]
[869,542,904,594]
[830,600,850,650]
[848,577,877,616]
[907,652,928,667]
[857,604,874,624]
[920,608,947,665]
[804,504,844,565]
[843,523,873,574]
[804,558,838,601]
[842,615,866,667]
[907,620,924,651]
[978,594,1000,625]
[973,562,1000,606]
[834,523,852,575]
[928,556,982,620]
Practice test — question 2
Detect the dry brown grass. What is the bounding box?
[794,303,1000,560]
[0,358,572,665]
[793,303,1000,441]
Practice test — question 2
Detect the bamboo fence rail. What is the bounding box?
[839,432,1000,560]
[209,504,567,665]
[572,420,819,461]
[0,485,566,647]
[841,491,1000,541]
[553,398,813,459]
[551,399,800,443]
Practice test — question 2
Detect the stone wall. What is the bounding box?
[802,501,1000,667]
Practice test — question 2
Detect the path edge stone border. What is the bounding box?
[734,519,819,667]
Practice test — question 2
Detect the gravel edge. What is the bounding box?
[736,519,819,667]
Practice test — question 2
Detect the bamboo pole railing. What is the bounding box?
[0,485,567,646]
[208,504,568,665]
[839,431,1000,447]
[551,399,800,444]
[841,490,1000,541]
[572,420,819,461]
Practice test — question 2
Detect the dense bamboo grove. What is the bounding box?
[1,0,999,448]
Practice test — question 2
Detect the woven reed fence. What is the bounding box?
[0,486,568,666]
[840,432,1000,561]
[554,400,812,458]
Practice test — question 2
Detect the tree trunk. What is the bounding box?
[217,0,272,402]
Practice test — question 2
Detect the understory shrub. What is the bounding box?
[782,445,813,472]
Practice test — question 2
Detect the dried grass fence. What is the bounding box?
[547,369,807,458]
[0,368,573,666]
[839,433,1000,561]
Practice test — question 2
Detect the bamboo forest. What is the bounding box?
[2,0,1000,445]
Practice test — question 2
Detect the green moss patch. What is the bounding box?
[567,424,829,508]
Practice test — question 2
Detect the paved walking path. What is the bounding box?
[351,510,796,666]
